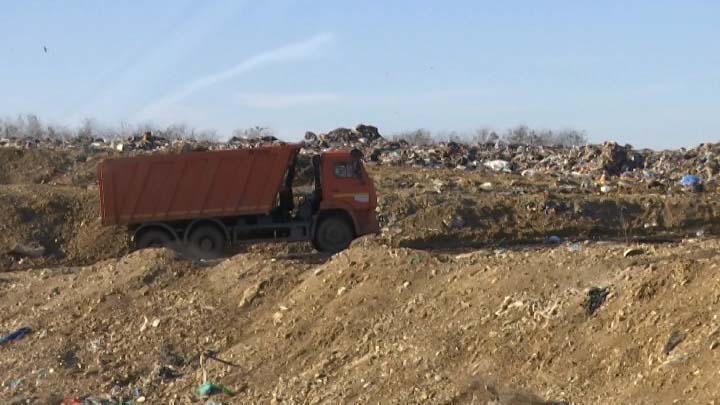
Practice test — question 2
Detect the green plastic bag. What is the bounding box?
[196,382,235,397]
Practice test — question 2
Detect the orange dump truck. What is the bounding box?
[98,144,379,256]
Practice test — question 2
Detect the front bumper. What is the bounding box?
[356,211,380,236]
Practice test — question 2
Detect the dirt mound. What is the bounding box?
[2,240,720,403]
[0,185,127,270]
[0,148,106,187]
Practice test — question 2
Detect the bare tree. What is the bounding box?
[232,126,274,140]
[473,128,499,144]
[46,124,73,140]
[194,129,219,142]
[554,129,587,147]
[163,124,192,140]
[25,115,44,138]
[78,118,97,139]
[392,129,434,145]
[0,115,589,147]
[501,126,587,147]
[0,117,19,138]
[503,125,532,145]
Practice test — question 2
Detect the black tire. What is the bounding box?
[314,216,354,253]
[135,228,173,250]
[187,225,226,259]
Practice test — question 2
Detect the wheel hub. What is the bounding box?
[199,238,214,251]
[327,227,342,241]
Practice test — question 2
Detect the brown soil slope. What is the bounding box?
[2,239,719,403]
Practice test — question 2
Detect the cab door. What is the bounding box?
[322,156,373,212]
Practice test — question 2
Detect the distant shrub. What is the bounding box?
[473,128,500,144]
[232,126,275,140]
[392,129,434,145]
[393,126,587,147]
[0,115,588,147]
[502,125,587,147]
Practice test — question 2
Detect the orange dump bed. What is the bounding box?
[98,145,300,226]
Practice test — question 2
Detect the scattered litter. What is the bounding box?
[139,316,149,332]
[0,327,32,345]
[623,248,645,257]
[9,378,22,390]
[568,243,583,252]
[444,216,466,229]
[546,235,562,245]
[680,175,704,192]
[679,175,701,187]
[664,331,686,355]
[197,382,235,397]
[157,365,182,380]
[409,254,424,265]
[484,159,512,173]
[272,311,284,324]
[240,281,267,308]
[584,287,609,316]
[10,242,45,258]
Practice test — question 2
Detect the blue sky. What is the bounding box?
[0,1,718,149]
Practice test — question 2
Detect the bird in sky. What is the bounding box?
[43,46,47,53]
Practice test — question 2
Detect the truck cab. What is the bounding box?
[310,150,380,251]
[244,148,378,253]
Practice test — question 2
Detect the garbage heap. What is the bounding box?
[301,125,720,191]
[2,124,719,188]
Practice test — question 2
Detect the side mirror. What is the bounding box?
[350,149,364,160]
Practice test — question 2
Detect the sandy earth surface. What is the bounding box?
[1,147,719,404]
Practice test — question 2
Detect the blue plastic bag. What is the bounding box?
[679,175,701,187]
[0,327,32,345]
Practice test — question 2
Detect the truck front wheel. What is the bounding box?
[135,229,173,250]
[188,225,225,259]
[314,216,354,253]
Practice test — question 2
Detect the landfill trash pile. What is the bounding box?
[2,124,719,192]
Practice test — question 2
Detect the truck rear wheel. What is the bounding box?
[188,225,225,259]
[314,216,354,253]
[135,229,173,250]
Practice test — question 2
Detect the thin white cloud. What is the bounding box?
[65,0,249,124]
[236,92,340,108]
[135,33,335,120]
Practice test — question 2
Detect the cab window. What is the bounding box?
[334,162,361,178]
